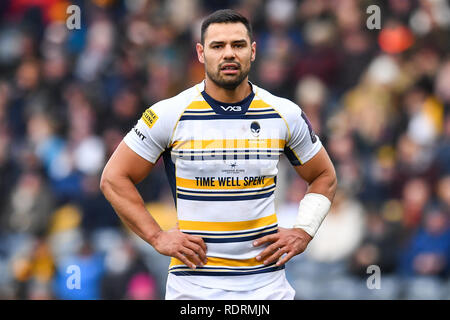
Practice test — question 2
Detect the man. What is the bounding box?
[100,9,337,300]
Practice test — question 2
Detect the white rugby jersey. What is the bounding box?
[123,80,322,291]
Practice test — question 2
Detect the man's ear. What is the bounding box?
[251,41,256,62]
[196,43,205,64]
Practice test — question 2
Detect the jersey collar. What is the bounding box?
[199,80,256,115]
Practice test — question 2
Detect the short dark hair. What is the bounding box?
[200,9,253,44]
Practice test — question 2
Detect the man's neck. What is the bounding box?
[204,77,252,103]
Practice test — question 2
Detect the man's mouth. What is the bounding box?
[220,63,240,75]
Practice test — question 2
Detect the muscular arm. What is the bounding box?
[100,141,160,243]
[100,141,207,268]
[254,146,337,266]
[293,146,337,202]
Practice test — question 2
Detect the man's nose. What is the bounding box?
[223,44,236,59]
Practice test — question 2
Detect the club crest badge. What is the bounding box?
[250,121,260,137]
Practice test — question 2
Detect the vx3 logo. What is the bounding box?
[220,105,242,112]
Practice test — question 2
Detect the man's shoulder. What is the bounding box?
[150,83,203,114]
[253,84,302,116]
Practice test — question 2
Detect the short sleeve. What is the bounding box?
[123,103,171,163]
[283,108,322,166]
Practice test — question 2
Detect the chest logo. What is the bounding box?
[221,105,242,112]
[250,121,261,137]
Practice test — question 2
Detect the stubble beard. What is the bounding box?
[206,61,251,90]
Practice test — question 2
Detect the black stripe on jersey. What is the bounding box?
[169,264,284,276]
[162,149,177,206]
[176,184,276,195]
[182,109,214,114]
[184,228,278,243]
[176,190,275,201]
[179,113,281,121]
[246,108,277,113]
[172,149,283,155]
[170,262,279,272]
[181,224,277,237]
[172,149,282,161]
[283,145,302,166]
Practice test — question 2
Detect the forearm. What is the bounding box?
[293,152,337,237]
[100,173,162,246]
[305,167,337,202]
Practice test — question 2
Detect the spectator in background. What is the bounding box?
[9,236,54,300]
[288,188,366,299]
[101,237,159,300]
[2,171,54,236]
[255,0,302,99]
[399,204,450,299]
[306,188,366,263]
[400,178,432,235]
[348,209,403,299]
[52,239,105,300]
[0,0,450,300]
[436,176,450,211]
[434,112,450,176]
[294,76,328,136]
[399,205,450,278]
[78,174,121,233]
[350,211,402,277]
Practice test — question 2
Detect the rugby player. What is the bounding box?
[100,9,337,300]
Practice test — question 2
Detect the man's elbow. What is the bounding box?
[99,168,112,196]
[328,168,338,200]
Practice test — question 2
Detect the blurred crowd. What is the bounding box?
[0,0,449,300]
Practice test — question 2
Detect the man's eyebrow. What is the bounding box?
[208,39,248,46]
[209,41,225,46]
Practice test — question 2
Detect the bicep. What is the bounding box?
[293,146,336,185]
[103,141,155,185]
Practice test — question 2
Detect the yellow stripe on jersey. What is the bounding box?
[248,99,273,110]
[171,151,282,156]
[168,91,203,147]
[176,176,275,190]
[178,213,277,232]
[170,256,262,269]
[185,101,213,110]
[172,138,285,150]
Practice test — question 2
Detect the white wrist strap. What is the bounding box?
[293,193,331,237]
